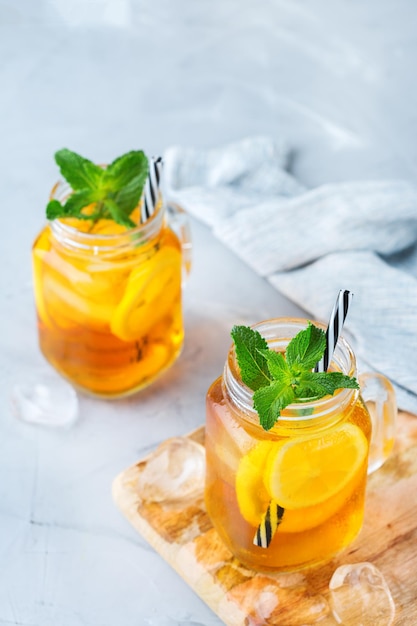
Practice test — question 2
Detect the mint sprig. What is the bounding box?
[231,325,271,391]
[46,148,149,228]
[231,321,359,430]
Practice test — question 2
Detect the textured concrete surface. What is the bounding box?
[1,1,417,624]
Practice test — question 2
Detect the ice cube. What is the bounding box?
[137,437,206,503]
[329,562,395,626]
[225,574,330,625]
[11,371,79,428]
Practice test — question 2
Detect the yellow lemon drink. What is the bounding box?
[205,318,373,572]
[32,179,185,397]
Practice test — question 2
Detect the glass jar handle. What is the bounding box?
[166,201,192,286]
[359,372,397,474]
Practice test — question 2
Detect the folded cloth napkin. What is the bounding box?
[164,136,417,415]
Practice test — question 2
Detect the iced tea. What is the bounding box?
[32,185,186,397]
[205,318,395,572]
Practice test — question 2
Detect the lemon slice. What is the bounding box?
[236,440,277,527]
[32,247,51,327]
[110,247,181,341]
[32,229,57,327]
[235,440,330,533]
[266,423,368,510]
[235,424,368,533]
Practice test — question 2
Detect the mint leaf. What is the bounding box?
[105,150,148,191]
[104,198,136,229]
[47,148,149,228]
[231,326,271,391]
[55,148,103,191]
[46,199,67,220]
[46,189,101,220]
[253,382,295,430]
[259,349,291,383]
[297,371,359,398]
[113,173,148,217]
[231,320,359,430]
[286,322,326,370]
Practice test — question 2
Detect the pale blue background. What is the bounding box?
[1,1,416,624]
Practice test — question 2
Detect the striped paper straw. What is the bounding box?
[140,156,163,224]
[253,502,284,548]
[315,289,353,373]
[253,290,353,549]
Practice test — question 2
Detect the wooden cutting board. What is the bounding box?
[112,411,417,625]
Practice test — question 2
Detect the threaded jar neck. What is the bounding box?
[222,317,359,436]
[48,180,165,255]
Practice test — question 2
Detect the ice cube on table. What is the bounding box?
[11,371,79,427]
[137,437,206,503]
[329,562,395,625]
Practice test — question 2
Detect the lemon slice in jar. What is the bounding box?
[110,247,181,341]
[236,440,276,527]
[32,231,52,327]
[266,423,368,510]
[236,423,368,533]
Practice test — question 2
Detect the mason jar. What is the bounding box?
[32,180,191,398]
[205,318,396,572]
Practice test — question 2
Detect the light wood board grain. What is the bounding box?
[112,412,417,625]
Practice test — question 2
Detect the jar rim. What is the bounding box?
[48,180,165,251]
[223,317,358,430]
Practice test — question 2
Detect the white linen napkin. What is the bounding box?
[164,136,417,415]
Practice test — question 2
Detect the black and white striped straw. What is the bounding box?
[253,502,284,549]
[140,156,163,224]
[314,289,353,373]
[253,290,353,550]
